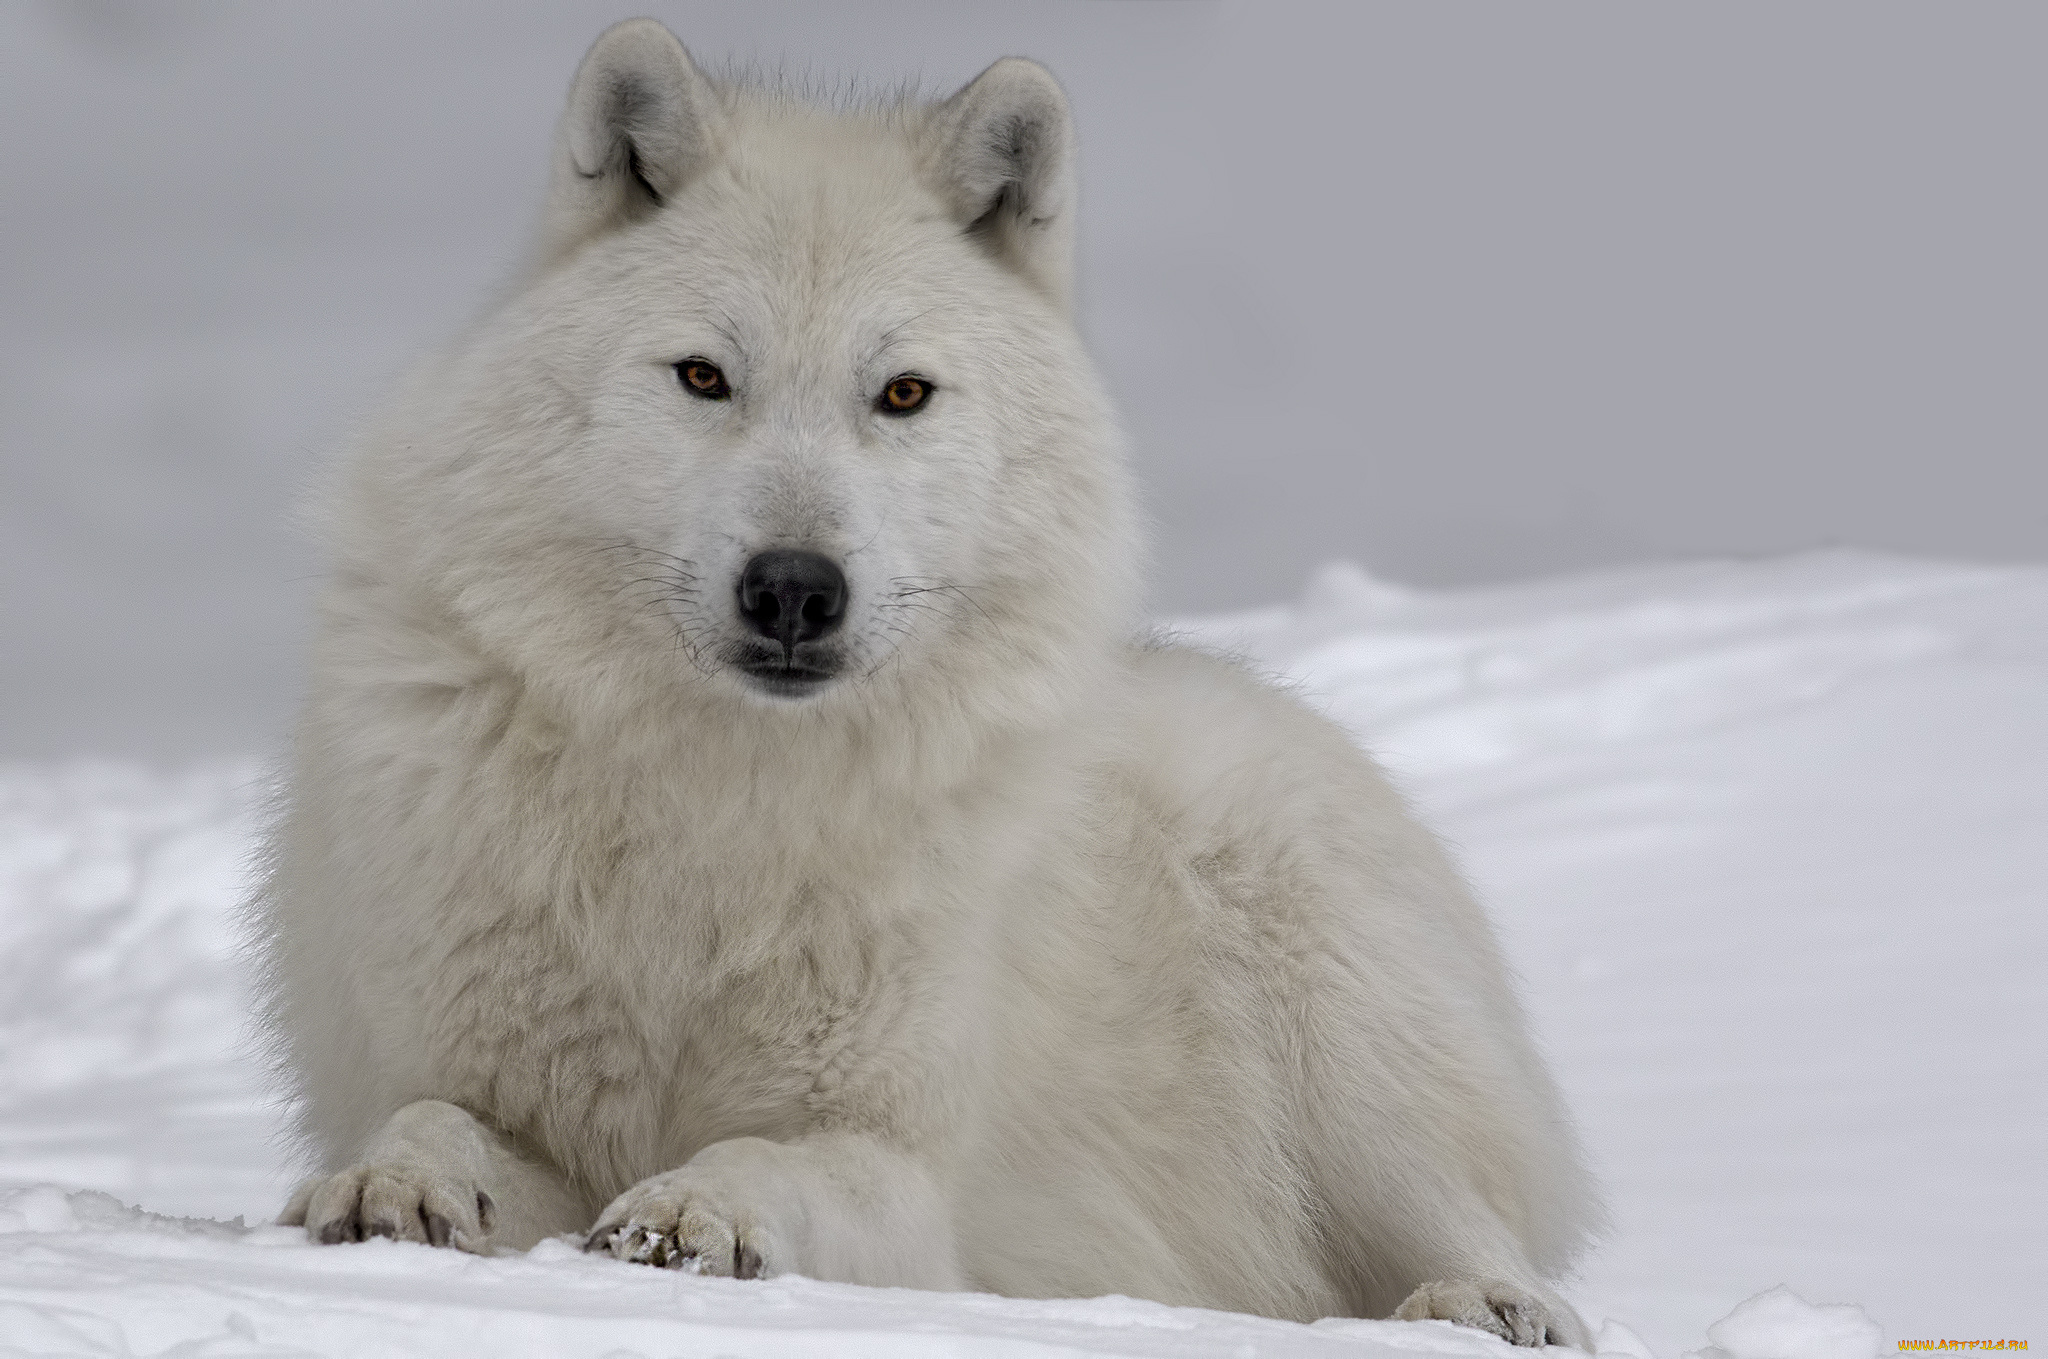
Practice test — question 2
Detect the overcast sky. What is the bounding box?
[3,1,2042,758]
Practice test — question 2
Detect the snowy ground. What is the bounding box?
[2,552,2040,1357]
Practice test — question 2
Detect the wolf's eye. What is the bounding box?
[676,359,731,400]
[878,374,932,415]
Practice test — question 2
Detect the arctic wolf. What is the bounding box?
[258,18,1599,1348]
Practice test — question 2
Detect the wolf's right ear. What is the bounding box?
[538,19,724,263]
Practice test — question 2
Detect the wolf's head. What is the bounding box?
[339,20,1138,755]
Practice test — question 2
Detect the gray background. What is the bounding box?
[3,1,2042,758]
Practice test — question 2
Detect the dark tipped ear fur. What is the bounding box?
[929,58,1078,311]
[539,18,723,263]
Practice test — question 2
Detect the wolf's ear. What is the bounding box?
[928,59,1078,311]
[539,19,724,262]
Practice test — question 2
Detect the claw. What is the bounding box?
[278,1178,318,1227]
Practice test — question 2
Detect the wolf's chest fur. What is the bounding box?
[403,846,912,1199]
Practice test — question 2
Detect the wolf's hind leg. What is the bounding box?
[1310,1149,1592,1349]
[1292,984,1596,1347]
[280,1099,584,1253]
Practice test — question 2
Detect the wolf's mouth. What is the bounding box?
[731,648,841,699]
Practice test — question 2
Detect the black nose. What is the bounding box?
[737,550,847,649]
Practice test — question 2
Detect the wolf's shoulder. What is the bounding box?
[1119,636,1365,771]
[1109,639,1435,866]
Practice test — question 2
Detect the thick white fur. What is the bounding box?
[256,19,1600,1348]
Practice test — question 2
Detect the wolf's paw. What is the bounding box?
[1395,1279,1589,1349]
[582,1163,777,1279]
[279,1165,496,1252]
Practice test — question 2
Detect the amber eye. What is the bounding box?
[675,359,730,400]
[878,374,932,415]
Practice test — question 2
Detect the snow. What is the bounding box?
[4,551,2041,1356]
[1694,1287,1885,1359]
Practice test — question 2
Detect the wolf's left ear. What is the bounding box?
[539,18,725,263]
[928,59,1078,311]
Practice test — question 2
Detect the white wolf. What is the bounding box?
[257,18,1599,1348]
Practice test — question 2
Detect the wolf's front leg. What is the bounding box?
[583,1132,963,1289]
[280,1099,585,1253]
